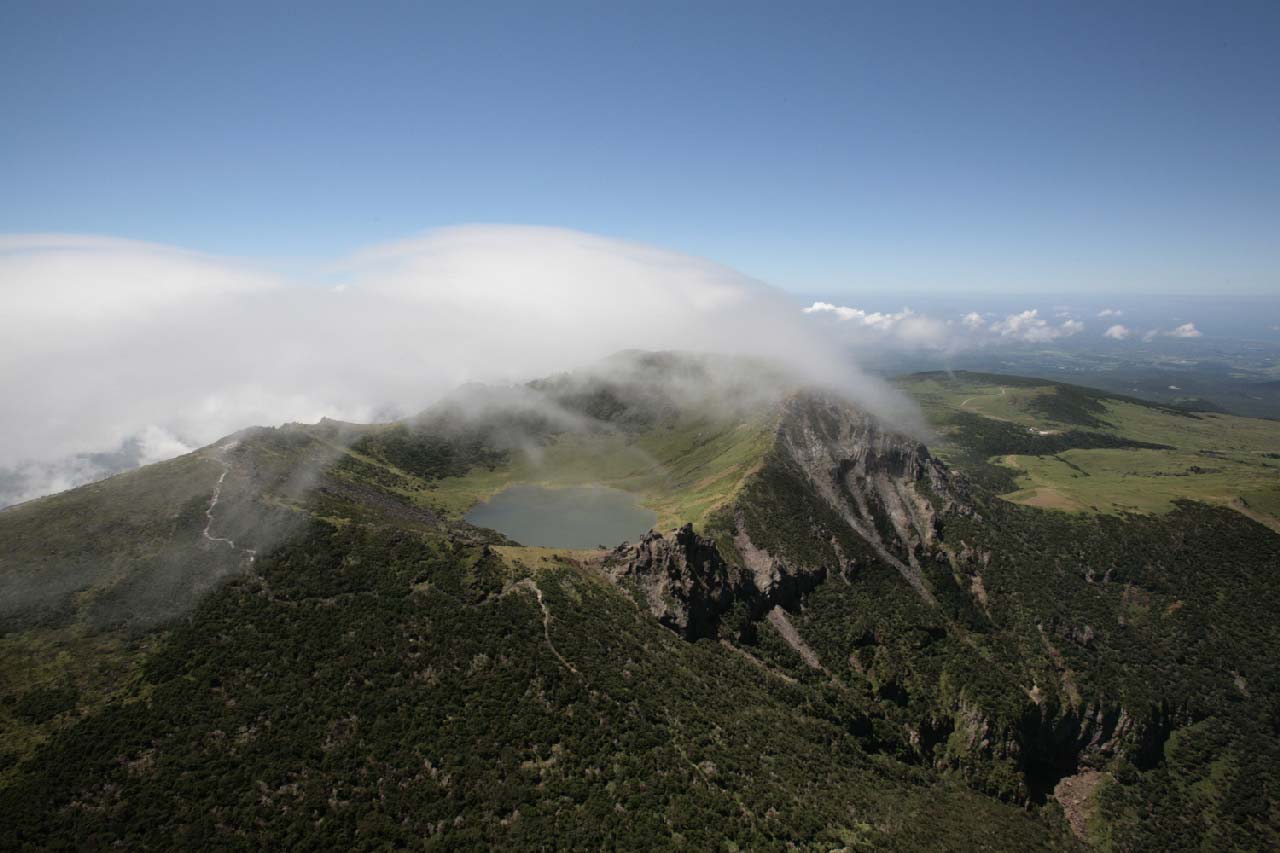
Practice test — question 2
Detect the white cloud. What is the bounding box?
[1104,324,1131,340]
[1135,322,1203,342]
[1166,322,1202,338]
[802,302,957,349]
[803,302,907,331]
[802,303,1088,349]
[988,309,1085,343]
[1,226,913,504]
[1098,308,1124,318]
[0,424,196,507]
[136,425,196,464]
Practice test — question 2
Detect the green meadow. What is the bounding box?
[413,410,778,532]
[899,372,1280,528]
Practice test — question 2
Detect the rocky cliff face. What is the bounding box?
[606,390,957,637]
[772,393,964,606]
[604,524,739,639]
[933,692,1187,803]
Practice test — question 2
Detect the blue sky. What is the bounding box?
[2,0,1278,295]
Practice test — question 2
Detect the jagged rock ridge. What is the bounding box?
[607,390,956,637]
[604,524,737,638]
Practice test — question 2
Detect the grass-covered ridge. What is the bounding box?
[416,410,778,530]
[346,351,790,532]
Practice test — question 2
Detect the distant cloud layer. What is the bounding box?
[0,226,909,505]
[804,302,1086,348]
[803,300,1214,351]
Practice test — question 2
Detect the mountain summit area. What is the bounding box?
[2,351,1277,850]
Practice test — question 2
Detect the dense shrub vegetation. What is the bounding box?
[0,521,1073,850]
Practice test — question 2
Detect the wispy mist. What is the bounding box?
[0,225,912,505]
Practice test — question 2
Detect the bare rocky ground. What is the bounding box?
[1054,769,1107,842]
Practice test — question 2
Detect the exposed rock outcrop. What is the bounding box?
[605,520,829,641]
[773,393,966,606]
[606,390,960,637]
[605,524,738,639]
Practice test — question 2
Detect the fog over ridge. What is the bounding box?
[0,224,914,506]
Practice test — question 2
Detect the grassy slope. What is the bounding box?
[899,372,1280,525]
[0,423,440,774]
[418,409,778,531]
[0,451,236,771]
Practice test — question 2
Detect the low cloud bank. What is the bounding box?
[1,226,908,505]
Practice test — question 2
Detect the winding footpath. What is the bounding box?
[202,447,257,564]
[509,578,579,675]
[960,385,1006,408]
